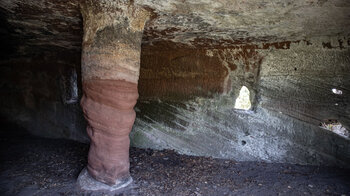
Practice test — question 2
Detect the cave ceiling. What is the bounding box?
[1,0,350,52]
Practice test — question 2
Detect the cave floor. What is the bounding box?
[0,132,349,196]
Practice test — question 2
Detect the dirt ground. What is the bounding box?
[0,126,349,196]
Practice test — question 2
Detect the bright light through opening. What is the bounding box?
[332,88,342,95]
[234,86,251,110]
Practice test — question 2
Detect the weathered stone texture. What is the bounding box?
[0,0,349,169]
[0,46,87,141]
[81,79,138,185]
[140,0,350,47]
[139,46,228,100]
[2,0,350,50]
[79,0,148,186]
[131,37,350,167]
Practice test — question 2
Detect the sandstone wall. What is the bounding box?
[132,37,350,167]
[0,0,349,167]
[1,35,349,167]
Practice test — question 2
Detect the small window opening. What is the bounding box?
[332,88,342,95]
[234,86,251,110]
[320,120,349,138]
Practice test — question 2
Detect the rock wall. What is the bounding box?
[131,36,350,167]
[0,0,85,140]
[0,45,87,141]
[0,0,349,168]
[1,32,349,167]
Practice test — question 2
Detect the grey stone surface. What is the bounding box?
[130,38,350,167]
[77,168,133,192]
[1,0,350,49]
[0,0,349,168]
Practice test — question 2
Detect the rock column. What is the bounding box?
[78,0,148,190]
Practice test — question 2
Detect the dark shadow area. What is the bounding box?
[1,123,349,195]
[0,1,350,195]
[0,116,32,139]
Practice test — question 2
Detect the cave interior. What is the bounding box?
[0,0,350,195]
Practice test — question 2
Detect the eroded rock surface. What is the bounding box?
[132,37,350,167]
[0,0,349,168]
[79,0,148,186]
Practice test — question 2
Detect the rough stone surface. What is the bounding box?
[139,47,229,100]
[0,133,350,195]
[140,0,350,47]
[1,0,349,49]
[77,168,133,192]
[81,79,138,185]
[79,0,148,187]
[0,0,349,168]
[132,37,350,167]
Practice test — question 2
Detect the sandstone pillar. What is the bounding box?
[77,0,148,191]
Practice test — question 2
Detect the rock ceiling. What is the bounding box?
[1,0,350,51]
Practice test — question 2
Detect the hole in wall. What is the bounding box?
[234,86,251,110]
[320,119,349,138]
[332,88,342,95]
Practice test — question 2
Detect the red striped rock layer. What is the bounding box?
[81,79,138,185]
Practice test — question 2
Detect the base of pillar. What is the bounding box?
[77,168,133,192]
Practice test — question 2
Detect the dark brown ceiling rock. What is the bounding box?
[1,0,350,50]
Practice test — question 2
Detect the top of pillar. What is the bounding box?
[80,0,150,46]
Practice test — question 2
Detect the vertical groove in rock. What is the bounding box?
[79,0,149,186]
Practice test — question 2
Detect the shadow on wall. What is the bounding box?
[132,37,350,168]
[0,44,88,142]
